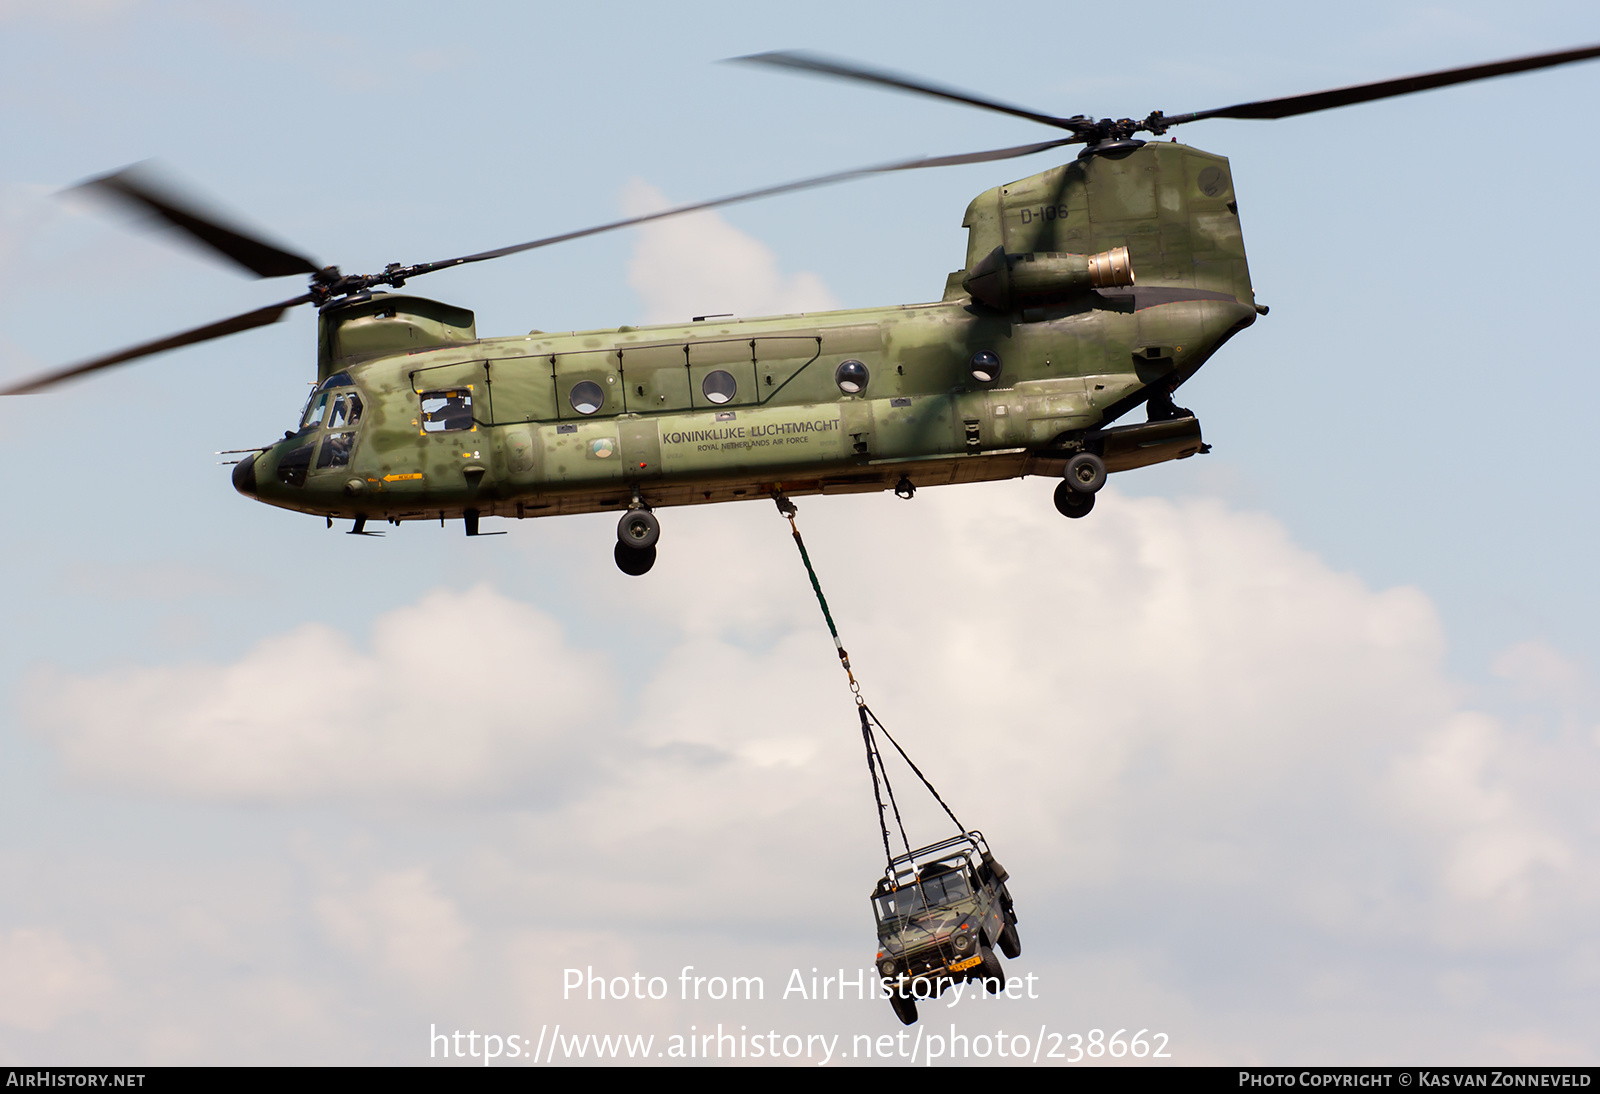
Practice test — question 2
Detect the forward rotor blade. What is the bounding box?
[1166,42,1600,126]
[730,50,1091,134]
[0,295,312,396]
[76,164,321,279]
[404,137,1080,278]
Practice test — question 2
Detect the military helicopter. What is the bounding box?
[6,45,1598,575]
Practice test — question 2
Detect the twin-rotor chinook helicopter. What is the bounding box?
[7,45,1599,574]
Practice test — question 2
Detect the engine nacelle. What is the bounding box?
[962,245,1134,311]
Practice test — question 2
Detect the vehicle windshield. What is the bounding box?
[874,868,971,922]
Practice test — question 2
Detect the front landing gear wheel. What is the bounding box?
[1064,452,1107,493]
[614,542,657,576]
[889,992,918,1026]
[1054,480,1096,519]
[617,508,660,550]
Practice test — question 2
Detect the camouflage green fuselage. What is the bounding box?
[237,142,1258,524]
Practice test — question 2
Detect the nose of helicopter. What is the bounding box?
[231,451,258,496]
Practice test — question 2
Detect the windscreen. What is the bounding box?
[874,868,971,921]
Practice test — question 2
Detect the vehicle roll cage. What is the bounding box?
[874,830,998,896]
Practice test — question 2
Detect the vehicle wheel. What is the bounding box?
[617,508,661,550]
[978,944,1004,993]
[999,921,1022,960]
[1053,480,1096,519]
[614,542,657,576]
[889,992,918,1026]
[1064,452,1107,494]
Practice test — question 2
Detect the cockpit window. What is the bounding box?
[318,371,354,392]
[328,392,362,430]
[421,389,474,432]
[316,393,364,470]
[300,392,329,430]
[316,431,355,469]
[276,443,313,487]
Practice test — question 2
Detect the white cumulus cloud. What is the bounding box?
[315,868,472,989]
[0,927,113,1032]
[622,179,839,325]
[12,484,1600,1060]
[23,586,613,802]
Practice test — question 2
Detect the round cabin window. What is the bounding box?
[702,370,737,405]
[569,380,605,415]
[835,359,869,394]
[969,351,1002,383]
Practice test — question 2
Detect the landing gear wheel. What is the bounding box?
[614,542,657,576]
[1064,452,1107,493]
[1054,480,1096,519]
[978,944,1004,993]
[999,921,1022,960]
[889,991,918,1026]
[617,508,660,550]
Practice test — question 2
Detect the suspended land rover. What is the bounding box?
[872,830,1020,1026]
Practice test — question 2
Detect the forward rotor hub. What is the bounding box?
[307,262,420,307]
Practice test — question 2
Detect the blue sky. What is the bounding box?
[1,0,1597,1066]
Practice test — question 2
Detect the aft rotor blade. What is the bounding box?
[76,164,321,279]
[403,137,1080,278]
[730,50,1092,135]
[1165,42,1600,126]
[0,294,312,395]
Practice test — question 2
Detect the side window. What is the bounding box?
[834,359,869,393]
[569,380,605,415]
[420,389,473,432]
[701,370,737,405]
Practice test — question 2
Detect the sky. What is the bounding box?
[1,0,1598,1068]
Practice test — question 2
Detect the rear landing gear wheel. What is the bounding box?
[889,991,918,1026]
[1054,480,1096,519]
[614,542,657,576]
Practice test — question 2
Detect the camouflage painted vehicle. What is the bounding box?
[873,831,1019,1026]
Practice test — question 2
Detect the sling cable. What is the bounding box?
[771,489,1022,1027]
